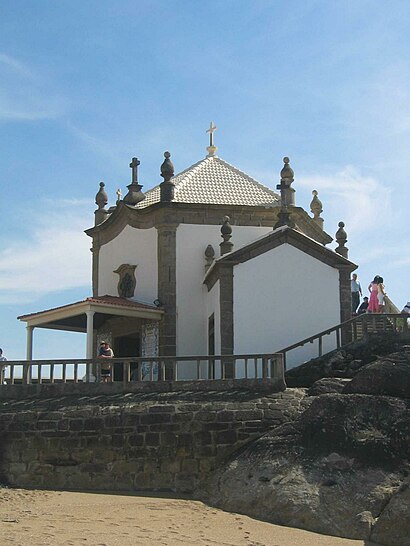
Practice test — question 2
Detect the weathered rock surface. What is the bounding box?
[344,351,410,398]
[199,393,410,543]
[285,334,407,387]
[371,478,410,546]
[307,377,351,396]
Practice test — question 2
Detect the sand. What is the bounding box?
[0,488,365,546]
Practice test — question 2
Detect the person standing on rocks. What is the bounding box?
[351,273,362,314]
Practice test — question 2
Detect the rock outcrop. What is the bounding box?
[344,351,410,398]
[285,334,407,388]
[199,360,410,544]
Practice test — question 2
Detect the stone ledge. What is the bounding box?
[0,377,286,402]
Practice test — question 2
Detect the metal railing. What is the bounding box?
[0,353,284,386]
[279,313,410,369]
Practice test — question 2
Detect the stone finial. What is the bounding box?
[220,216,234,256]
[123,157,146,206]
[274,156,296,229]
[94,182,110,225]
[280,157,294,185]
[310,189,324,229]
[160,151,175,202]
[206,121,218,157]
[160,151,174,182]
[335,221,348,258]
[204,244,215,271]
[95,182,108,209]
[276,156,296,208]
[116,188,122,204]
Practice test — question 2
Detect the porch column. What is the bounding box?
[26,325,34,360]
[86,310,95,359]
[85,310,95,382]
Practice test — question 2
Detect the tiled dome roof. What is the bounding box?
[136,156,279,208]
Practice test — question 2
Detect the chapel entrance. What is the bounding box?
[113,334,140,381]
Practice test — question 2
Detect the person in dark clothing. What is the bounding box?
[357,296,369,314]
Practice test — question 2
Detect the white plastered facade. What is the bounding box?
[176,224,272,356]
[98,225,158,305]
[233,243,340,368]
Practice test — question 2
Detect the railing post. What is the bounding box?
[23,362,30,385]
[208,357,215,380]
[262,357,268,379]
[271,356,284,379]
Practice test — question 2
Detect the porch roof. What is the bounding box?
[18,295,164,332]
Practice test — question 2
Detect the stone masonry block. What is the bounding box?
[234,410,264,420]
[128,433,145,447]
[217,411,235,422]
[144,432,159,446]
[215,430,238,444]
[149,405,176,413]
[140,413,171,425]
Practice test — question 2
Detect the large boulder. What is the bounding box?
[199,393,410,542]
[344,352,410,398]
[371,477,410,546]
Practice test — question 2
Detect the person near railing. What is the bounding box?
[401,302,410,329]
[351,273,362,314]
[97,341,114,382]
[357,296,369,314]
[368,275,386,313]
[0,348,7,385]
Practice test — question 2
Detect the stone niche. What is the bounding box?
[114,264,137,298]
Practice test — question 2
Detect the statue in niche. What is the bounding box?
[114,264,137,298]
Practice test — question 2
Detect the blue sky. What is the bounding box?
[1,0,409,360]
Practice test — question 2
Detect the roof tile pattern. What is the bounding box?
[136,156,279,208]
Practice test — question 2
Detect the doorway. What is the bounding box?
[113,334,140,381]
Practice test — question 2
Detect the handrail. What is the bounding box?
[279,313,410,369]
[0,353,284,386]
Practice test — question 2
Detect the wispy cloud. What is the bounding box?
[0,200,91,304]
[0,52,67,121]
[298,165,392,234]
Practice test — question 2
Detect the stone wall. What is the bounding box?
[0,388,306,494]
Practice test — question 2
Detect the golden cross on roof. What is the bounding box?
[206,122,218,157]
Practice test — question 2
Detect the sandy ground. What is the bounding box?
[0,488,365,546]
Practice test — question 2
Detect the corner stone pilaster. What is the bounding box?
[157,223,178,378]
[339,268,352,344]
[92,241,100,297]
[219,264,234,378]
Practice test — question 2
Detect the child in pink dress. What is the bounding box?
[368,276,381,313]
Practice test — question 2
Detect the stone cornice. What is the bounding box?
[85,201,333,249]
[204,227,357,291]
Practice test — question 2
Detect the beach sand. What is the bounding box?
[0,488,365,546]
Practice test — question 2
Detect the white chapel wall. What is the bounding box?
[233,243,340,368]
[98,225,158,303]
[176,224,271,357]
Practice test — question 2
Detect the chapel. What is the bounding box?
[18,124,356,375]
